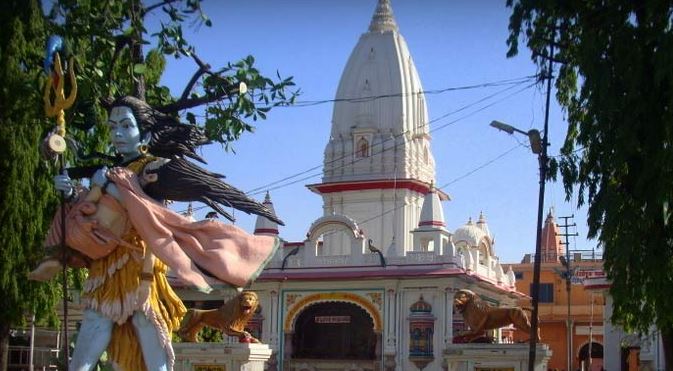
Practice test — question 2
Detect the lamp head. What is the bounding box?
[527,129,543,154]
[490,120,515,134]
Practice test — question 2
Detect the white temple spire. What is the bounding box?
[254,191,279,236]
[368,0,399,33]
[476,211,492,240]
[417,183,445,229]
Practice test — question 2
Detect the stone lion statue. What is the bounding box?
[454,289,539,342]
[178,291,260,343]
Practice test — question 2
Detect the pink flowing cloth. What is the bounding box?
[108,167,279,292]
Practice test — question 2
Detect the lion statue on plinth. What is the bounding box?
[178,291,260,343]
[453,289,539,342]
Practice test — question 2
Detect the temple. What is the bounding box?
[176,1,536,370]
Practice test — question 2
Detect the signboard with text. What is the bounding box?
[572,268,605,285]
[194,365,226,371]
[314,315,351,324]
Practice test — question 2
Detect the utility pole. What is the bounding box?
[558,215,578,371]
[527,38,554,371]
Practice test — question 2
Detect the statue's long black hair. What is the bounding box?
[110,96,210,164]
[106,96,283,225]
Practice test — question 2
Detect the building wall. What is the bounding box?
[321,188,425,256]
[510,260,604,371]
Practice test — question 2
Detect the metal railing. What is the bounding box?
[7,345,59,370]
[521,249,603,264]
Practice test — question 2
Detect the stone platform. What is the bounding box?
[173,342,272,371]
[443,343,552,371]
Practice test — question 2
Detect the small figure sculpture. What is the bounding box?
[32,96,281,371]
[178,291,260,343]
[453,289,539,343]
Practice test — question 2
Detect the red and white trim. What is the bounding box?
[307,179,450,200]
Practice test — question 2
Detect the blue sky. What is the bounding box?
[156,0,597,264]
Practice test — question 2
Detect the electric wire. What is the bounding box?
[184,75,538,197]
[249,80,535,197]
[288,75,538,107]
[244,78,537,196]
[176,80,537,215]
[236,80,535,199]
[317,143,525,241]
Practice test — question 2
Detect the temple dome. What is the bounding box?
[410,296,432,313]
[453,218,488,248]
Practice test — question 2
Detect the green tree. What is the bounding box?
[0,1,61,370]
[507,0,673,365]
[0,0,296,369]
[47,0,297,148]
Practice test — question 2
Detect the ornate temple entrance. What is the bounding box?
[285,301,381,370]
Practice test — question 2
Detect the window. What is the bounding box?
[514,271,524,280]
[356,137,369,158]
[530,283,554,303]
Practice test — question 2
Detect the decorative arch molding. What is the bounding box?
[284,292,383,333]
[306,214,363,243]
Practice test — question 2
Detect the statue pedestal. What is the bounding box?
[173,342,272,371]
[443,343,552,371]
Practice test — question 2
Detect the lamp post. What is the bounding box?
[490,116,549,371]
[491,36,553,371]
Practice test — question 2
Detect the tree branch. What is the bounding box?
[180,53,211,101]
[532,49,567,64]
[106,36,131,88]
[158,51,236,113]
[131,0,146,100]
[142,0,181,16]
[157,91,230,113]
[537,36,570,51]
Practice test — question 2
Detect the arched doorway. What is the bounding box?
[292,301,377,360]
[578,342,604,371]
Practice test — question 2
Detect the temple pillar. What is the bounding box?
[444,288,455,347]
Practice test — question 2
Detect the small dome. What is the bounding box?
[410,296,432,313]
[453,218,488,247]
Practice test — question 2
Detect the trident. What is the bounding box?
[43,51,77,154]
[43,36,77,370]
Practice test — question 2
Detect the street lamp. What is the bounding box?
[489,121,543,155]
[490,119,549,371]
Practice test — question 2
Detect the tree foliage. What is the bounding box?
[507,0,673,364]
[47,0,298,151]
[0,1,62,369]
